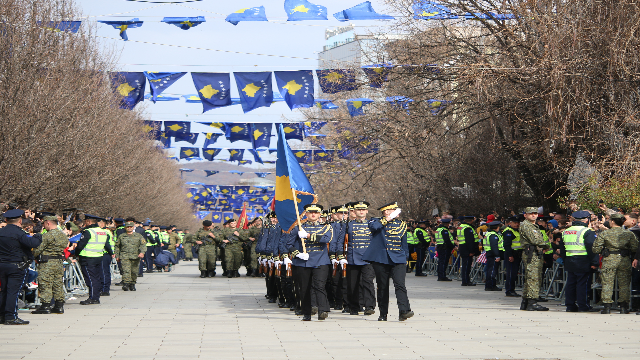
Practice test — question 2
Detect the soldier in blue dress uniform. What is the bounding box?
[345,201,376,316]
[363,202,413,322]
[286,204,333,321]
[328,204,349,312]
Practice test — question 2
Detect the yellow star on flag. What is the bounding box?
[213,215,220,219]
[242,83,261,97]
[199,85,219,99]
[229,150,238,156]
[142,124,153,133]
[117,83,135,96]
[253,128,264,140]
[168,124,183,131]
[282,80,303,95]
[373,67,384,74]
[295,151,306,158]
[317,152,327,157]
[430,101,442,107]
[323,72,343,83]
[352,101,363,109]
[187,193,193,198]
[283,127,295,134]
[205,150,216,155]
[183,149,195,156]
[421,11,439,17]
[235,8,250,13]
[230,126,245,133]
[210,123,224,129]
[117,25,128,34]
[180,20,193,28]
[292,5,309,13]
[237,189,245,195]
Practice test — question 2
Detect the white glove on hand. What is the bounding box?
[268,259,274,265]
[261,258,268,266]
[331,259,339,266]
[275,260,283,267]
[296,252,310,261]
[298,229,309,239]
[339,259,348,266]
[283,257,293,267]
[388,208,402,220]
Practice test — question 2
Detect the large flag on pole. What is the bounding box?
[275,124,317,232]
[236,204,249,229]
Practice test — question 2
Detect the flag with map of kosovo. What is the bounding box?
[225,6,268,25]
[275,124,317,233]
[144,72,187,103]
[161,16,206,30]
[109,72,145,110]
[317,69,357,94]
[180,147,199,160]
[202,148,222,161]
[223,123,251,143]
[163,121,190,137]
[249,123,272,149]
[346,98,374,117]
[234,72,274,113]
[284,0,328,21]
[274,71,314,110]
[191,73,231,113]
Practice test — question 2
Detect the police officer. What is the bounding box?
[458,216,479,286]
[0,209,42,325]
[406,220,418,273]
[75,214,113,305]
[143,222,157,272]
[31,215,68,315]
[519,207,549,311]
[503,216,523,297]
[98,217,114,296]
[435,218,454,281]
[413,221,430,276]
[483,221,503,291]
[363,202,413,322]
[560,210,598,312]
[345,201,376,316]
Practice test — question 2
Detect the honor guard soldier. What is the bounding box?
[75,214,113,305]
[519,207,549,311]
[345,201,376,316]
[592,213,639,314]
[328,205,349,312]
[31,215,69,315]
[0,209,42,325]
[435,218,454,281]
[363,202,413,322]
[114,222,147,291]
[286,204,333,321]
[561,210,598,312]
[502,216,523,297]
[195,220,218,278]
[413,221,430,276]
[457,216,479,286]
[483,221,503,291]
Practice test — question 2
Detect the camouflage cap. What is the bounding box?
[125,221,135,227]
[524,207,538,214]
[610,213,624,220]
[68,222,80,232]
[43,216,58,221]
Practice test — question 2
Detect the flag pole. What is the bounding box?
[291,188,306,254]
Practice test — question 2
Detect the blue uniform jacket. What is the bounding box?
[362,218,408,265]
[278,231,293,257]
[265,224,283,256]
[346,220,372,265]
[329,221,348,256]
[287,221,333,268]
[0,224,42,262]
[255,225,271,255]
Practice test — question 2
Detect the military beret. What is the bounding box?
[353,201,370,210]
[304,204,323,212]
[43,216,58,221]
[524,207,538,214]
[2,209,24,219]
[125,221,135,227]
[571,210,590,219]
[224,219,235,225]
[114,218,125,223]
[378,202,398,211]
[487,220,502,226]
[610,213,624,220]
[202,220,213,226]
[84,214,102,220]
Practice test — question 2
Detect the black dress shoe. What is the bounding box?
[79,299,100,305]
[349,311,359,315]
[378,314,387,321]
[466,282,477,286]
[295,309,303,316]
[278,302,287,308]
[4,318,29,325]
[461,283,468,286]
[146,269,154,273]
[311,307,318,315]
[290,305,296,311]
[334,305,343,311]
[341,308,349,313]
[566,307,578,312]
[505,292,521,297]
[318,311,328,320]
[399,310,414,321]
[302,315,311,321]
[268,298,277,303]
[364,308,375,315]
[415,273,427,277]
[114,281,123,286]
[100,292,110,296]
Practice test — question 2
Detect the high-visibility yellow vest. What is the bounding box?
[145,230,155,247]
[503,227,521,250]
[543,231,553,254]
[79,228,109,257]
[434,227,448,245]
[414,228,428,244]
[456,223,478,245]
[562,226,588,256]
[407,230,418,244]
[483,231,504,252]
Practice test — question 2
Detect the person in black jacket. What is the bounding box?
[0,209,42,325]
[483,221,503,291]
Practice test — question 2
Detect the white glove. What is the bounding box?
[331,259,339,266]
[296,252,310,261]
[298,229,309,239]
[261,258,268,266]
[283,257,292,267]
[275,260,283,267]
[339,259,348,266]
[388,208,402,220]
[268,259,274,265]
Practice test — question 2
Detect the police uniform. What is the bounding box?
[502,216,523,297]
[457,216,479,286]
[345,201,376,315]
[435,219,454,281]
[483,221,503,291]
[143,225,157,272]
[0,209,42,325]
[413,222,429,276]
[561,211,598,312]
[362,202,413,321]
[75,214,113,305]
[100,220,115,295]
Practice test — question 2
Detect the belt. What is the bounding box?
[608,250,625,255]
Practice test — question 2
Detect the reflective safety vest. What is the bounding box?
[79,228,109,257]
[160,231,169,244]
[562,226,589,256]
[503,227,522,250]
[543,231,553,254]
[434,227,448,245]
[414,228,428,244]
[407,230,418,244]
[145,230,155,247]
[456,223,479,245]
[104,228,114,252]
[483,231,504,252]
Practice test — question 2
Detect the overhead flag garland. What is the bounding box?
[234,72,274,113]
[284,0,328,21]
[161,16,206,30]
[144,72,187,102]
[110,72,145,110]
[225,6,269,26]
[334,1,395,21]
[98,18,143,40]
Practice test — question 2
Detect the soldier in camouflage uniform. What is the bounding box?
[32,216,69,314]
[222,219,244,278]
[592,213,639,314]
[195,220,219,278]
[243,219,262,276]
[167,227,181,262]
[519,207,550,311]
[183,230,194,261]
[115,222,146,291]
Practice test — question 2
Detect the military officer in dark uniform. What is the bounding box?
[286,204,333,321]
[328,205,349,312]
[435,218,454,281]
[345,201,376,315]
[363,202,413,322]
[75,214,113,305]
[0,209,42,325]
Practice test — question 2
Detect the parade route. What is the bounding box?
[1,261,639,360]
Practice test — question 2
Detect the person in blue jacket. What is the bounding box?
[328,204,349,312]
[286,204,333,321]
[362,202,414,322]
[345,201,376,316]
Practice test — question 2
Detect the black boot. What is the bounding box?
[378,314,387,321]
[227,271,233,278]
[122,283,130,291]
[302,314,311,321]
[520,298,529,310]
[50,301,64,314]
[130,284,137,291]
[208,270,216,277]
[318,311,328,320]
[619,302,630,314]
[601,304,611,314]
[200,270,207,278]
[399,310,414,321]
[526,301,549,311]
[31,304,51,314]
[252,268,259,277]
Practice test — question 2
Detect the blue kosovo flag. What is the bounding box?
[205,170,219,177]
[226,6,268,25]
[317,69,357,94]
[275,124,317,232]
[164,121,190,137]
[387,96,414,113]
[196,211,211,220]
[239,160,253,165]
[203,133,223,148]
[255,172,270,178]
[249,149,264,164]
[334,1,394,21]
[110,72,145,110]
[428,99,451,115]
[313,150,334,162]
[162,16,206,30]
[211,212,223,223]
[274,71,314,110]
[191,73,231,113]
[315,99,338,109]
[41,21,82,33]
[234,72,274,113]
[144,72,187,103]
[202,148,222,161]
[250,123,272,149]
[223,213,235,222]
[229,171,244,176]
[156,131,171,149]
[180,147,199,160]
[362,63,393,88]
[174,133,199,145]
[233,186,250,195]
[303,121,327,137]
[228,149,245,162]
[142,121,161,138]
[346,98,374,117]
[183,94,202,103]
[284,0,328,21]
[144,94,179,101]
[413,1,458,20]
[223,123,251,143]
[292,150,313,164]
[281,123,304,141]
[98,18,143,41]
[219,186,233,195]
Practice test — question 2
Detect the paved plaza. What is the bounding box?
[1,261,639,360]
